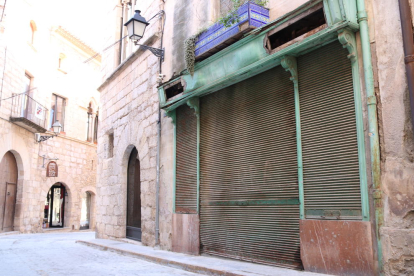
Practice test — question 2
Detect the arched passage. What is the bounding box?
[80,191,94,230]
[126,147,141,241]
[0,152,18,232]
[43,183,68,228]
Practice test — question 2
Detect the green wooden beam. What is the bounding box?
[338,28,370,221]
[186,97,200,213]
[166,110,177,213]
[281,56,305,220]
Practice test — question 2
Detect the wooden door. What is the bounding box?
[0,152,18,232]
[126,148,141,241]
[3,183,17,231]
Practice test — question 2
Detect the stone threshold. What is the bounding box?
[42,227,72,233]
[76,238,327,276]
[0,231,19,236]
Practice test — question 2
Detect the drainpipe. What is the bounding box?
[155,9,166,247]
[356,0,383,273]
[398,0,414,135]
[119,1,125,65]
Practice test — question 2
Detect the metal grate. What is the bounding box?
[200,66,302,269]
[298,42,362,220]
[176,104,198,213]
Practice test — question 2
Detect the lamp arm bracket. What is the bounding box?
[135,44,164,62]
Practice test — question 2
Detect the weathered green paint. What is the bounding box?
[186,97,200,213]
[166,110,177,213]
[323,0,358,30]
[158,0,362,111]
[356,0,383,273]
[306,209,362,218]
[338,29,370,221]
[281,56,305,220]
[206,198,300,206]
[162,24,351,112]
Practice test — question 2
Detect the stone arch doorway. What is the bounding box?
[126,147,141,241]
[80,191,95,230]
[0,152,18,232]
[43,183,67,228]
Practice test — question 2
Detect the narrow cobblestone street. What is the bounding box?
[0,232,202,276]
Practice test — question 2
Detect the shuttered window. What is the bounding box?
[298,42,362,220]
[199,66,302,269]
[175,104,198,213]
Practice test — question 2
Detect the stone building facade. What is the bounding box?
[97,0,414,275]
[0,0,100,233]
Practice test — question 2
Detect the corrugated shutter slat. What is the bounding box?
[176,104,198,213]
[200,66,302,269]
[298,42,362,218]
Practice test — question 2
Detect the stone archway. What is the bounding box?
[80,187,96,230]
[42,183,69,229]
[0,152,18,232]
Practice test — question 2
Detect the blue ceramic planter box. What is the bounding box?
[194,1,269,60]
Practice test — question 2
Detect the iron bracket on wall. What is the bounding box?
[135,44,165,62]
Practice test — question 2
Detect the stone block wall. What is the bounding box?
[0,0,99,234]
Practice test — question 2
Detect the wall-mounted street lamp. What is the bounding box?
[35,120,62,143]
[124,10,165,61]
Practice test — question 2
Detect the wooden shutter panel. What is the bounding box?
[175,104,198,213]
[298,42,363,219]
[200,66,302,269]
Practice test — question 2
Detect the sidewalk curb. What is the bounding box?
[76,240,245,276]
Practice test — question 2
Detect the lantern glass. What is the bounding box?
[125,10,149,42]
[52,120,62,134]
[133,20,147,40]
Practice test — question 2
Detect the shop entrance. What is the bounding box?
[43,183,66,228]
[0,152,18,232]
[126,147,141,241]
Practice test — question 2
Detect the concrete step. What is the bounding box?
[77,238,328,276]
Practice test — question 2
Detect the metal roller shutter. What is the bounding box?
[298,42,362,220]
[176,104,198,213]
[200,66,302,269]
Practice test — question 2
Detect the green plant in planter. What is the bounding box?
[184,0,268,76]
[219,0,268,28]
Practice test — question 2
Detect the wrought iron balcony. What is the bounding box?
[10,92,49,133]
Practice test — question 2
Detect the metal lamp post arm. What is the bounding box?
[134,43,164,62]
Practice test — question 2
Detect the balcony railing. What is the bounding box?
[10,92,49,133]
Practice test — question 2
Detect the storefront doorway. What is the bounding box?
[0,152,18,233]
[126,147,141,241]
[43,183,66,228]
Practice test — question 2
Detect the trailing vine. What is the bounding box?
[184,34,198,77]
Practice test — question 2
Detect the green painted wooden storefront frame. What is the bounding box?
[164,0,370,221]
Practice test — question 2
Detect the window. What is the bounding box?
[20,74,32,117]
[30,21,37,45]
[58,53,66,72]
[87,102,93,142]
[50,94,66,131]
[93,111,99,143]
[107,133,114,158]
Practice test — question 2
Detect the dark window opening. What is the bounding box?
[165,82,184,100]
[107,133,114,158]
[50,94,66,131]
[268,9,326,50]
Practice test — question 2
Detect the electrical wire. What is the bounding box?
[1,0,7,22]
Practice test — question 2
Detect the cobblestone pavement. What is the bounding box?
[0,232,202,276]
